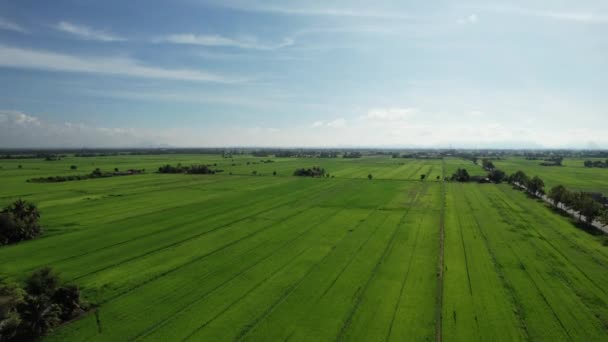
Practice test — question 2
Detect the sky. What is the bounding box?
[0,0,607,149]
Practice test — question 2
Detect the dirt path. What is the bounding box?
[436,160,446,342]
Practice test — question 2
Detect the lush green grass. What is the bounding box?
[494,157,608,195]
[444,183,608,341]
[0,154,606,341]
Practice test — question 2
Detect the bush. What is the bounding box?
[0,200,42,246]
[294,167,325,177]
[0,267,84,340]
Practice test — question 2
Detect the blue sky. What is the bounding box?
[0,0,607,148]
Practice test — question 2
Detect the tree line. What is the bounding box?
[584,160,608,168]
[449,164,608,228]
[0,200,42,246]
[28,168,144,183]
[293,167,326,177]
[508,170,608,227]
[0,267,85,341]
[157,164,222,174]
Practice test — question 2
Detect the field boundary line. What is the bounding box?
[435,158,446,342]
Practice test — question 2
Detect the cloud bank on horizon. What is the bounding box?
[0,0,607,148]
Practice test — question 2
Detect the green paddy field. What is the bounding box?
[1,155,607,341]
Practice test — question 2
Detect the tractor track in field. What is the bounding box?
[319,215,389,299]
[234,210,386,341]
[179,243,316,341]
[493,187,608,297]
[335,183,428,341]
[435,160,446,342]
[464,188,531,340]
[482,190,573,340]
[455,203,474,296]
[179,208,377,342]
[130,208,345,341]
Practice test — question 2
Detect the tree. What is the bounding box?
[488,169,506,183]
[0,282,25,341]
[0,200,42,245]
[272,171,277,176]
[368,174,373,180]
[436,175,440,180]
[70,165,77,170]
[578,194,602,224]
[19,295,61,338]
[25,267,59,298]
[482,159,495,171]
[548,185,567,207]
[508,170,529,186]
[526,176,545,197]
[600,210,608,226]
[420,174,426,181]
[52,285,82,321]
[451,168,470,182]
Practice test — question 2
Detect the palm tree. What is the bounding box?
[20,295,61,338]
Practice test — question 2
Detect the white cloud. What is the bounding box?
[477,5,608,23]
[457,14,478,25]
[55,21,126,41]
[1,109,607,149]
[0,17,27,33]
[157,34,294,50]
[311,118,347,128]
[0,44,246,83]
[366,108,416,121]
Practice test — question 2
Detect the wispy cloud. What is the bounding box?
[366,108,417,121]
[0,110,166,148]
[0,44,247,83]
[0,17,27,33]
[476,5,608,23]
[156,33,294,50]
[311,118,347,128]
[202,0,412,19]
[457,14,478,25]
[55,21,126,41]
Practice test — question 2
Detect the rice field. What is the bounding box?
[0,155,606,341]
